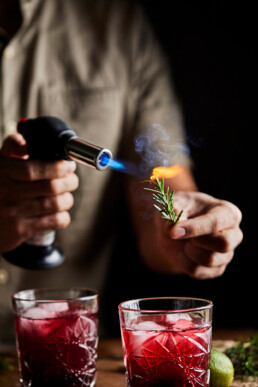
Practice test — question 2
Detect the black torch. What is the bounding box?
[2,116,112,270]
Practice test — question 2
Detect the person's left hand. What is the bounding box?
[155,191,243,279]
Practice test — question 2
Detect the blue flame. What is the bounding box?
[108,158,126,171]
[99,153,130,172]
[106,157,140,177]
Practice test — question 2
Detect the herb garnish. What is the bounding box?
[225,332,258,377]
[143,177,183,225]
[0,356,13,371]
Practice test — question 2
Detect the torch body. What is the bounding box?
[2,116,112,270]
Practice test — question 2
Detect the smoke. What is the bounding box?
[134,123,190,174]
[109,123,202,178]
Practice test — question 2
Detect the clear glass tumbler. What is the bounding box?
[119,297,213,387]
[12,287,98,387]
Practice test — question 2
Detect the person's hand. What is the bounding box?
[0,133,79,253]
[155,191,243,279]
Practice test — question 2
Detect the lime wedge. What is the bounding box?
[209,348,234,387]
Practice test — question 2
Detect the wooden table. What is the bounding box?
[0,330,257,386]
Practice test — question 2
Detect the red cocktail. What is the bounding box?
[119,297,213,387]
[13,288,98,387]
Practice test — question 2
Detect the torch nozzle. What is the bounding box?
[65,137,112,170]
[17,116,113,171]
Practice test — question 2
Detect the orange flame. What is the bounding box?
[150,164,183,181]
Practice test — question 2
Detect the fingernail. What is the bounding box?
[66,161,76,172]
[170,227,186,239]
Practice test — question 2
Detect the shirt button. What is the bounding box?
[3,45,16,59]
[0,268,9,285]
[4,120,17,136]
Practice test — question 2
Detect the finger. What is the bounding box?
[0,211,71,251]
[0,218,28,251]
[26,211,71,233]
[2,193,74,218]
[6,173,79,199]
[191,228,243,253]
[176,251,227,279]
[170,202,242,239]
[0,133,28,158]
[154,211,187,237]
[184,240,234,267]
[6,159,77,181]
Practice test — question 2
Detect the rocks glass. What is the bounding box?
[119,297,213,387]
[12,287,98,387]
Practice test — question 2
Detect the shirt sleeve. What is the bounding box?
[123,4,192,175]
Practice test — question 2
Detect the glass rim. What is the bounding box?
[12,287,98,303]
[118,296,213,314]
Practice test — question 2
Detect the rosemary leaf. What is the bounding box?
[153,204,162,212]
[143,177,183,225]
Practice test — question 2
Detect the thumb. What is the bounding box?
[0,133,28,158]
[169,220,187,239]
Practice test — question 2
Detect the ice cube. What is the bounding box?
[173,318,193,331]
[22,306,56,319]
[135,320,166,332]
[165,313,192,324]
[124,320,166,354]
[39,302,69,313]
[19,307,57,339]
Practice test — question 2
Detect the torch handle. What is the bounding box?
[2,116,112,270]
[2,117,74,269]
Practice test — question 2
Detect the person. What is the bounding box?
[0,0,242,344]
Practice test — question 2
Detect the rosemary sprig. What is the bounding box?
[143,177,183,225]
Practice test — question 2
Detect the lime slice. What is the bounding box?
[209,348,234,387]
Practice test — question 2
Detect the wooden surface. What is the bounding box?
[0,330,257,386]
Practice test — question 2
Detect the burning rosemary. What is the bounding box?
[143,177,183,225]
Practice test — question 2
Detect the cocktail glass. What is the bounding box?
[118,297,213,387]
[12,287,98,387]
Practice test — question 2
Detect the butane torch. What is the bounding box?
[2,116,112,270]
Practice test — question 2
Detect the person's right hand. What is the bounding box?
[0,133,79,253]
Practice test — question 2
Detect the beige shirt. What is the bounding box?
[0,0,190,343]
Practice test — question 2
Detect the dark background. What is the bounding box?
[103,2,257,335]
[138,1,257,329]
